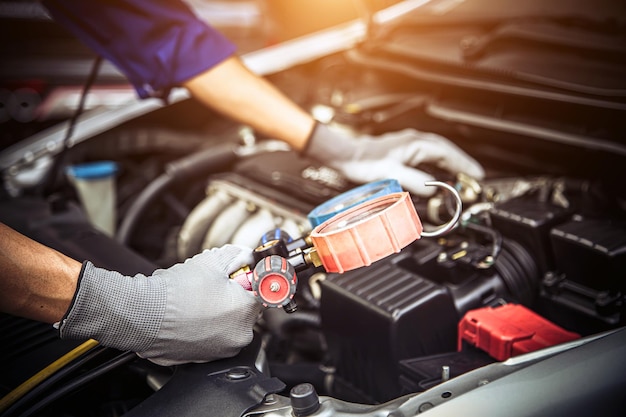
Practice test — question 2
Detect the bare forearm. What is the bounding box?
[0,223,82,323]
[183,55,316,152]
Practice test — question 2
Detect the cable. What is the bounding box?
[464,221,503,267]
[0,339,99,413]
[17,351,137,417]
[63,56,103,146]
[39,55,103,195]
[1,345,109,417]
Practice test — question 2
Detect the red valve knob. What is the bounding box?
[252,255,297,309]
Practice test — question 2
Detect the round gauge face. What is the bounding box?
[307,179,402,227]
[316,196,399,233]
[321,181,398,214]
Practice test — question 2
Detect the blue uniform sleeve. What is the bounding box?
[42,0,237,99]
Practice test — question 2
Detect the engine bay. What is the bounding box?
[2,6,626,415]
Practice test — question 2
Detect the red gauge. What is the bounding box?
[252,255,297,308]
[309,191,422,273]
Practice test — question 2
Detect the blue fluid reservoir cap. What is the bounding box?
[67,161,118,180]
[307,179,403,227]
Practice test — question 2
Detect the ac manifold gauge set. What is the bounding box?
[230,179,462,312]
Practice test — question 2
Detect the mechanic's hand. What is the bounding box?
[305,123,484,196]
[58,245,262,366]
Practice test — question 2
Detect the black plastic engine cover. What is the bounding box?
[124,333,285,417]
[550,218,626,293]
[234,150,353,206]
[537,218,626,333]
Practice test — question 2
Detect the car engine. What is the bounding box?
[1,3,626,416]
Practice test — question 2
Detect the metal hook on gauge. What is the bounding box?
[420,181,462,238]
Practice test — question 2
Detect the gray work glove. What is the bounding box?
[305,123,484,196]
[58,245,262,366]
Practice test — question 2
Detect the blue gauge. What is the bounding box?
[307,179,403,227]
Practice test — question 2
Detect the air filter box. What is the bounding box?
[320,254,457,402]
[319,239,511,403]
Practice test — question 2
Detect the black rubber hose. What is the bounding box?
[2,345,109,417]
[279,310,322,336]
[495,238,540,306]
[18,351,137,417]
[116,142,238,245]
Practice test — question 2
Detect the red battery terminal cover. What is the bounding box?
[458,304,580,361]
